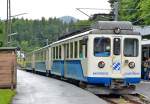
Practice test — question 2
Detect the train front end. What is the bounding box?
[87,21,141,89]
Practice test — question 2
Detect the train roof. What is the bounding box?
[51,30,91,46]
[142,39,150,46]
[58,27,91,40]
[91,21,140,35]
[59,21,140,41]
[92,21,133,30]
[91,21,133,30]
[50,21,140,46]
[27,21,141,54]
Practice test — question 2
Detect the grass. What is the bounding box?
[0,89,16,104]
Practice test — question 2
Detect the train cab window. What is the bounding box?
[124,39,138,57]
[70,42,73,58]
[113,38,120,55]
[94,37,110,57]
[74,41,78,58]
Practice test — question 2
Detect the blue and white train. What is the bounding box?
[25,21,141,92]
[141,39,150,79]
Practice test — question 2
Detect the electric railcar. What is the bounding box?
[141,39,150,79]
[26,21,141,92]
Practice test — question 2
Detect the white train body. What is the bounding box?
[26,21,141,88]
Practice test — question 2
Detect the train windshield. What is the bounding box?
[124,38,138,57]
[94,37,110,57]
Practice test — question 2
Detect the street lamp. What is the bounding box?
[7,32,18,45]
[8,32,17,37]
[5,12,28,46]
[6,0,28,46]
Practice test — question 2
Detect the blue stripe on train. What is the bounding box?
[65,60,86,81]
[51,60,64,76]
[51,60,86,81]
[35,61,46,72]
[87,77,111,86]
[51,60,140,86]
[124,78,141,84]
[87,77,141,86]
[26,63,32,70]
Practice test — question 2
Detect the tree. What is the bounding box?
[0,21,5,46]
[108,0,150,25]
[137,0,150,25]
[119,0,140,24]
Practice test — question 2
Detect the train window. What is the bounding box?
[44,50,47,60]
[85,43,87,58]
[70,42,73,58]
[36,53,38,61]
[41,51,43,61]
[46,50,48,61]
[38,52,40,61]
[44,50,46,60]
[124,38,138,57]
[67,43,69,58]
[56,46,58,59]
[74,41,78,58]
[79,40,83,58]
[59,46,61,59]
[53,47,55,59]
[43,51,44,61]
[39,52,41,61]
[113,38,120,55]
[142,47,149,61]
[94,37,110,57]
[42,51,44,61]
[64,44,67,58]
[35,53,37,60]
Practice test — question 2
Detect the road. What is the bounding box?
[12,70,107,104]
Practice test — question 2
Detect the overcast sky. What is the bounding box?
[0,0,110,20]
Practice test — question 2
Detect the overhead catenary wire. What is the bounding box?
[132,13,150,24]
[76,8,91,18]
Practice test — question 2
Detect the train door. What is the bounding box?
[112,37,122,78]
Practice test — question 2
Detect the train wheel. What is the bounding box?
[79,81,87,89]
[46,70,49,77]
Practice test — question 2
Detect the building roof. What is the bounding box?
[0,47,18,51]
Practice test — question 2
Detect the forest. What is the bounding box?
[0,0,150,52]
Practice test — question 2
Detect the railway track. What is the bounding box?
[99,94,150,104]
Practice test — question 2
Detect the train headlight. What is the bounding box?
[128,62,135,69]
[114,27,121,34]
[98,61,105,68]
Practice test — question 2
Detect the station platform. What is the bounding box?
[136,80,150,99]
[12,70,107,104]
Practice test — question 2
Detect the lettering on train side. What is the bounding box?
[124,72,140,76]
[93,72,109,75]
